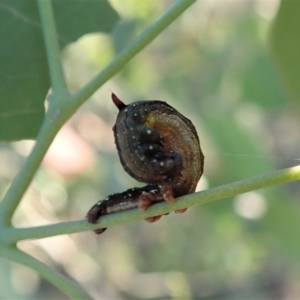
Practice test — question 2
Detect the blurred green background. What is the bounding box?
[1,0,300,299]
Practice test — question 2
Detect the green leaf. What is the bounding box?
[0,0,119,141]
[269,0,300,102]
[52,0,119,48]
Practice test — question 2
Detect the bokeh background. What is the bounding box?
[1,0,300,299]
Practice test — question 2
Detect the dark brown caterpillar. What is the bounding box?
[87,93,204,234]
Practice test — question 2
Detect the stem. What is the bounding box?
[5,165,300,243]
[0,113,63,226]
[0,0,71,225]
[37,0,68,97]
[0,247,92,299]
[71,0,196,109]
[0,0,196,226]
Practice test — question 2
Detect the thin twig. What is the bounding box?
[5,165,300,243]
[0,247,93,299]
[71,0,196,110]
[37,0,68,96]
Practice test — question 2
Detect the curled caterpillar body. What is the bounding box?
[86,93,204,234]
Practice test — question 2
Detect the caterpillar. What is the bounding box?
[86,94,204,234]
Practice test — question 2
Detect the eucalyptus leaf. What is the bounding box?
[269,0,300,102]
[0,0,119,141]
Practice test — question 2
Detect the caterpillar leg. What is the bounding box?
[86,184,178,234]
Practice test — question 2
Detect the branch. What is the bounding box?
[0,118,63,226]
[0,0,71,226]
[5,165,300,243]
[71,0,196,109]
[0,247,93,299]
[0,0,196,226]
